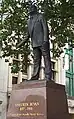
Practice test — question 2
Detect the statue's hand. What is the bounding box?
[16,34,29,48]
[16,44,20,48]
[16,39,26,48]
[16,43,22,48]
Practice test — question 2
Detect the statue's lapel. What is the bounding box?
[29,14,38,37]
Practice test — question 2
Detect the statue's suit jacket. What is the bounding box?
[27,13,49,48]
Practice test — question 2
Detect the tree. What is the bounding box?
[0,0,74,72]
[38,0,74,56]
[0,0,30,72]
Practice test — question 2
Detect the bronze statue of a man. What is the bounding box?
[17,4,52,80]
[27,4,52,80]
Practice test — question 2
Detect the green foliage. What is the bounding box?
[11,63,20,73]
[0,0,74,72]
[38,0,74,57]
[0,0,29,57]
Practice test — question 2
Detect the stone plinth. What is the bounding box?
[7,80,70,119]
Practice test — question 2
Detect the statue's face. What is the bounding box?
[29,5,37,15]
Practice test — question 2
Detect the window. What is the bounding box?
[65,48,74,96]
[69,55,73,72]
[0,101,2,105]
[12,77,18,84]
[51,59,58,81]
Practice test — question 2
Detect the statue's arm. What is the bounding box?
[40,14,48,42]
[16,33,29,48]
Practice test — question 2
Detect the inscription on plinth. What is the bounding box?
[7,87,46,119]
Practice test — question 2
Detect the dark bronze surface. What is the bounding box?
[17,4,52,80]
[7,80,70,119]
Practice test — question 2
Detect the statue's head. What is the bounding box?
[29,4,37,15]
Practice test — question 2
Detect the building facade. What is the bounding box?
[0,56,8,119]
[58,45,74,116]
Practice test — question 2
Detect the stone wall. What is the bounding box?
[0,58,8,119]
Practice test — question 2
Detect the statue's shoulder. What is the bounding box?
[38,13,44,20]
